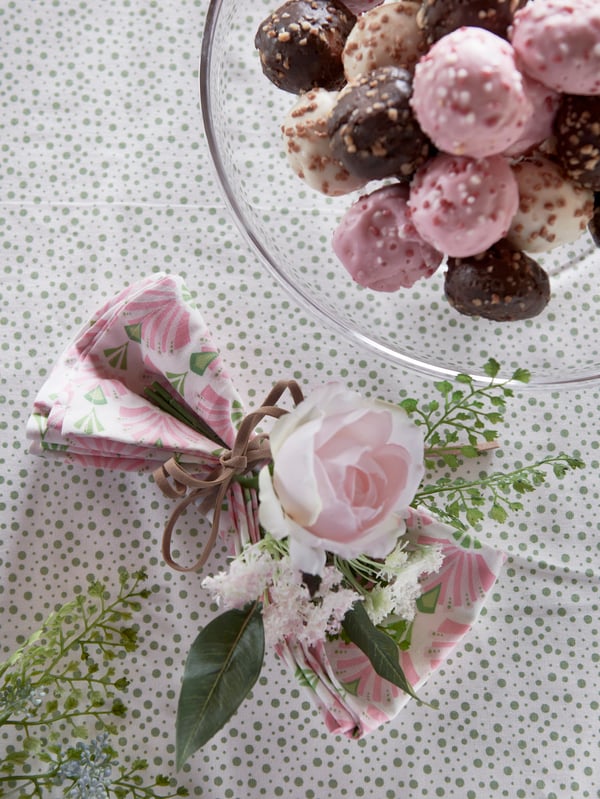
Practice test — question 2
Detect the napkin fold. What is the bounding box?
[26,272,505,738]
[278,510,503,737]
[27,273,241,471]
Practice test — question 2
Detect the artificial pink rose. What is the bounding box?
[258,384,425,575]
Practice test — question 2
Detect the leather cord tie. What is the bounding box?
[153,379,304,572]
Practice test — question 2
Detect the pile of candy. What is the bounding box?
[255,0,600,321]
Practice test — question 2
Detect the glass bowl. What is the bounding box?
[199,0,600,389]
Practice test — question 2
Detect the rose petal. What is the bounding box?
[272,415,323,527]
[269,395,320,456]
[258,466,293,541]
[315,406,391,455]
[288,537,327,576]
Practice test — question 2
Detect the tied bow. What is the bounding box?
[154,379,304,572]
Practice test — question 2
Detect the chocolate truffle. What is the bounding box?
[327,65,431,181]
[417,0,527,44]
[553,94,600,191]
[255,0,356,94]
[444,240,551,321]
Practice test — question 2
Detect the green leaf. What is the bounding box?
[111,698,127,717]
[46,699,59,714]
[466,507,484,526]
[446,499,462,519]
[442,453,460,468]
[428,431,442,447]
[483,358,500,378]
[460,445,480,458]
[511,367,531,383]
[89,690,105,707]
[119,627,138,651]
[552,462,567,478]
[489,504,508,523]
[64,690,82,711]
[512,478,535,494]
[433,380,453,397]
[176,602,265,769]
[454,373,472,384]
[399,398,418,413]
[489,395,506,408]
[341,602,423,704]
[482,429,498,442]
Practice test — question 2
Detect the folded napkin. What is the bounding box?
[27,273,241,470]
[27,272,504,738]
[278,509,503,737]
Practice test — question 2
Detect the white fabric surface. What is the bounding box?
[1,3,599,798]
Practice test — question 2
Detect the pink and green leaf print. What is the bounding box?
[26,273,242,469]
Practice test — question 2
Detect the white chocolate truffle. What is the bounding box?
[342,1,426,82]
[281,88,367,196]
[506,155,594,253]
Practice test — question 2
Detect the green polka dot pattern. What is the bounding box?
[1,2,599,797]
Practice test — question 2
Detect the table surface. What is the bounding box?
[1,3,599,798]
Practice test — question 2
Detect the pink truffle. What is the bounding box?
[408,153,519,258]
[510,0,600,95]
[332,183,443,292]
[502,75,560,157]
[410,26,533,158]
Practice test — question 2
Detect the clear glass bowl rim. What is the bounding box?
[199,0,600,390]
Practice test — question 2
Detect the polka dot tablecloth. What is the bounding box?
[1,2,599,798]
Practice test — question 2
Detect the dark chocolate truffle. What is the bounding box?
[553,94,600,191]
[255,0,356,94]
[417,0,527,43]
[444,240,551,321]
[327,65,431,181]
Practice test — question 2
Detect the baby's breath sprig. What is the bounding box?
[0,568,188,799]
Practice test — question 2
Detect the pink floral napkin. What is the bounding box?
[27,273,241,470]
[277,509,504,737]
[26,272,505,738]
